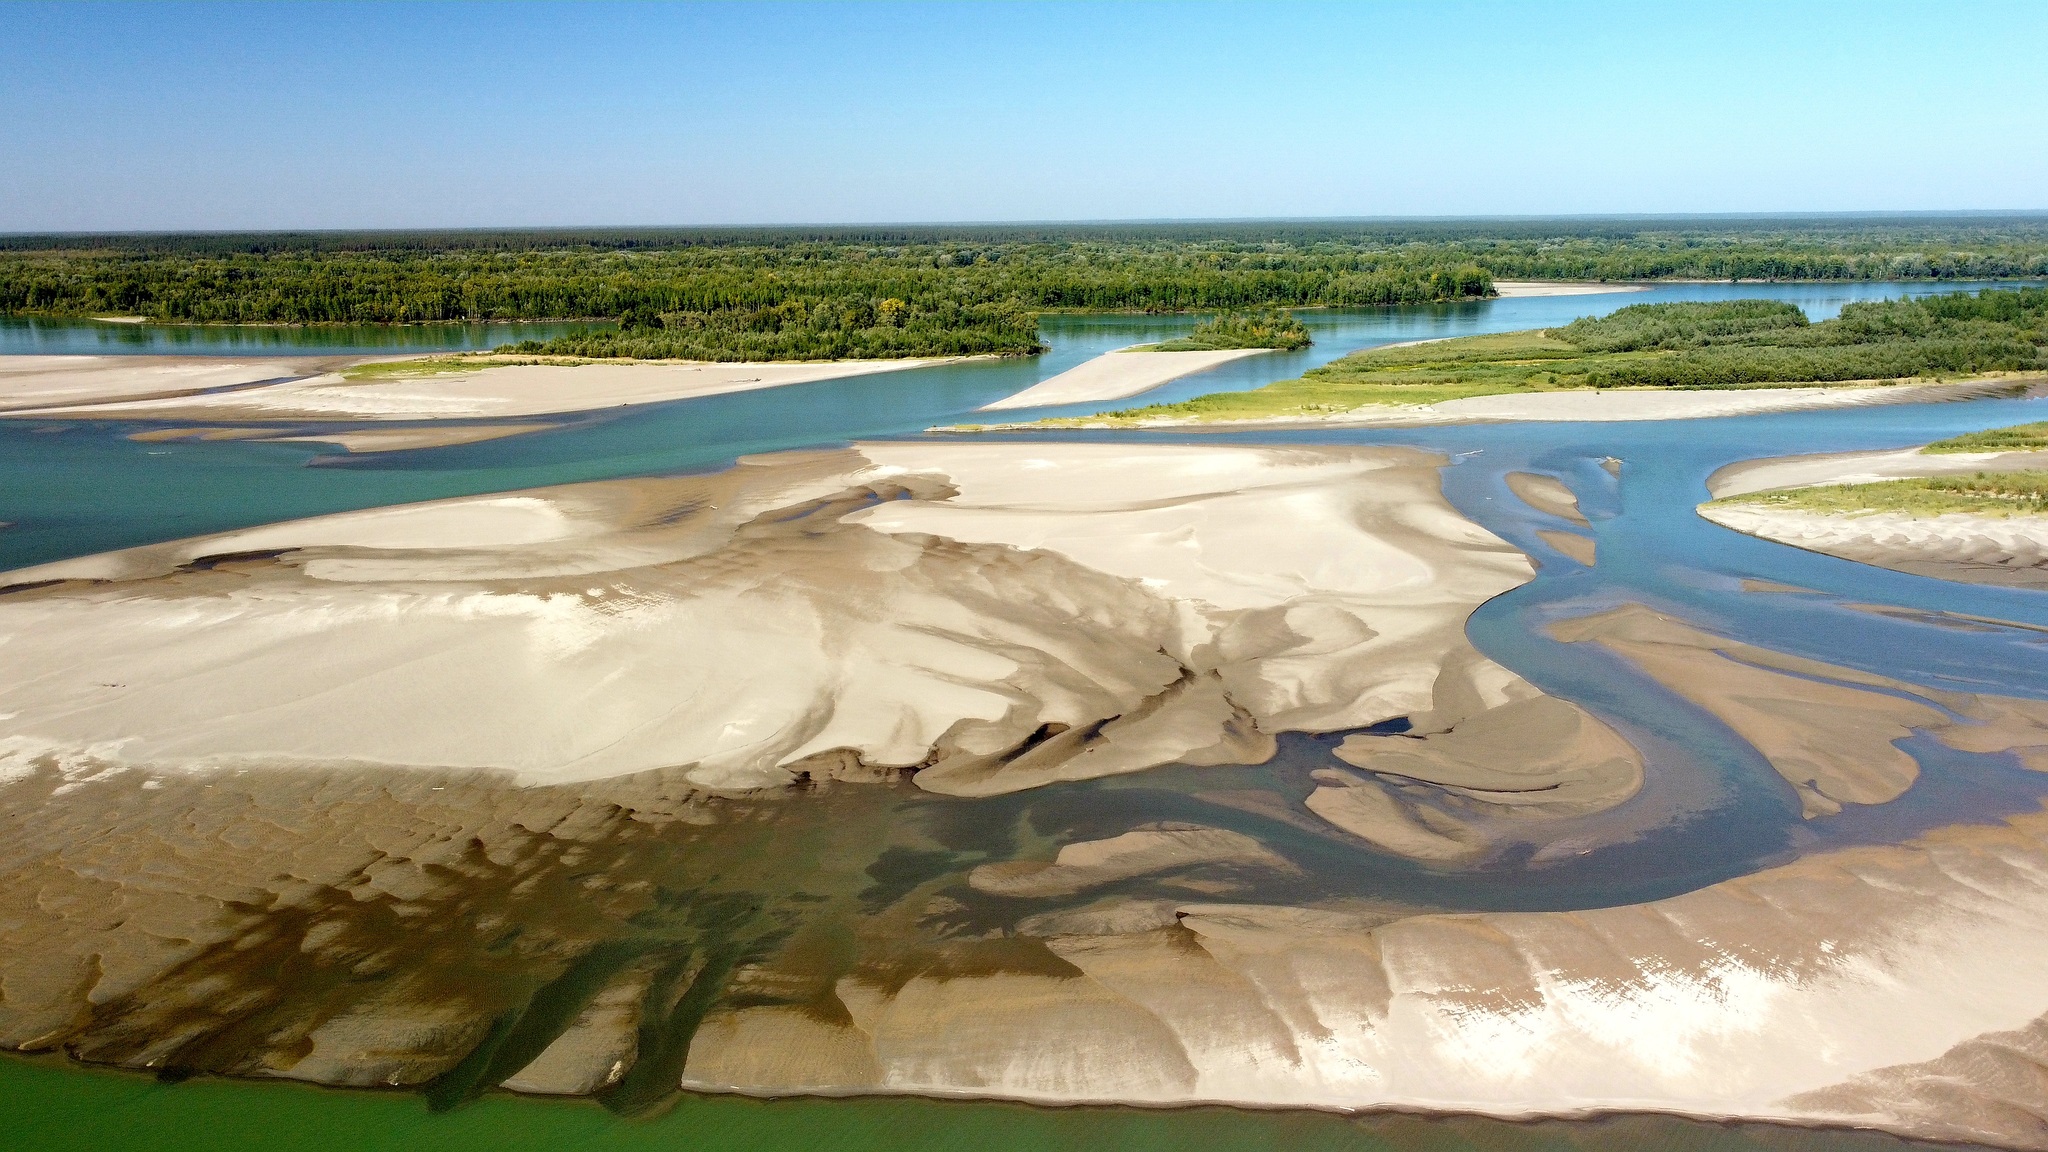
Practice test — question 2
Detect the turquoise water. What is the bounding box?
[3,282,2045,1149]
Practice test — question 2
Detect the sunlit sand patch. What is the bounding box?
[978,346,1268,411]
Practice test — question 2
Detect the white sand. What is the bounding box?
[979,347,1266,411]
[1490,280,1652,297]
[2,357,952,422]
[0,355,329,412]
[0,442,1535,795]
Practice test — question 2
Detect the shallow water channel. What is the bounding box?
[1,283,2042,1150]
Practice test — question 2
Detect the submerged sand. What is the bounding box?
[0,356,954,422]
[979,346,1266,411]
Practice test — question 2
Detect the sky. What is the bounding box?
[2,0,2045,231]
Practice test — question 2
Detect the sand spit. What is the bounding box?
[1551,604,2048,816]
[1,357,952,422]
[978,346,1266,411]
[1704,444,2048,587]
[0,442,1533,795]
[0,355,343,412]
[1489,281,1653,297]
[128,423,558,453]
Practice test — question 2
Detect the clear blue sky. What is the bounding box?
[3,0,2043,231]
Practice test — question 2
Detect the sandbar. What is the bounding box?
[0,354,342,412]
[0,356,957,422]
[959,379,2018,433]
[979,346,1267,411]
[1489,280,1653,297]
[0,441,1536,795]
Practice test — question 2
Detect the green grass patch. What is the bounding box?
[1923,421,2048,453]
[339,357,498,381]
[1028,291,2048,427]
[1719,471,2048,517]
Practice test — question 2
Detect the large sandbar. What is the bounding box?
[979,346,1267,411]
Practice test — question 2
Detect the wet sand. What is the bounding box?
[0,356,957,422]
[979,347,1267,411]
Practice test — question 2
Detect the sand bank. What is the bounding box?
[978,346,1266,411]
[0,441,1536,796]
[1490,280,1653,297]
[959,378,2016,433]
[1703,444,2048,586]
[0,355,340,412]
[1,356,952,422]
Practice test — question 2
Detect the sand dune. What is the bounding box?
[0,356,951,422]
[979,346,1265,411]
[0,441,1535,796]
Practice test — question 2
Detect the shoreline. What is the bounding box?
[0,353,969,422]
[946,377,2031,434]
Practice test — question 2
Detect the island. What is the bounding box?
[979,291,2048,430]
[1703,421,2048,587]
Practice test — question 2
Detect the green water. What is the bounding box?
[0,1055,1945,1152]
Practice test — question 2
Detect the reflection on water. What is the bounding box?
[4,281,2047,1149]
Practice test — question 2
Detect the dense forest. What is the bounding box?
[1,217,2044,361]
[1151,308,1311,351]
[1065,288,2048,425]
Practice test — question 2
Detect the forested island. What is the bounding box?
[1148,308,1312,351]
[1051,288,2048,425]
[2,217,2046,362]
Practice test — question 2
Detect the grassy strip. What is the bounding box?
[1923,421,2048,453]
[339,357,500,381]
[1718,471,2048,518]
[1030,291,2048,427]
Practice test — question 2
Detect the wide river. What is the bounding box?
[2,282,2042,1151]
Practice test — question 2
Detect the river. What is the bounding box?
[1,282,2041,1151]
